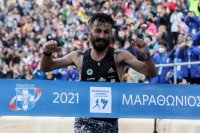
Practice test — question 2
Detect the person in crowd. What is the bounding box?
[175,34,200,84]
[184,11,200,35]
[146,16,158,41]
[66,65,79,81]
[150,40,173,84]
[170,7,183,46]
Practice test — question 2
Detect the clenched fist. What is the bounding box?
[44,40,61,54]
[132,37,147,55]
[131,37,150,61]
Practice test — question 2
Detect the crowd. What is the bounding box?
[0,0,199,84]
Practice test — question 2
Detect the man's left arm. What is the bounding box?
[141,53,158,78]
[121,50,157,78]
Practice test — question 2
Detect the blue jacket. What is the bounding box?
[33,68,46,80]
[150,53,173,84]
[192,31,200,46]
[52,68,67,80]
[66,68,79,81]
[184,16,200,34]
[175,46,200,78]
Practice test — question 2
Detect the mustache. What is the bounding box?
[94,37,110,43]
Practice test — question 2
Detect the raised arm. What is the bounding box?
[121,50,157,78]
[39,40,76,72]
[118,38,157,78]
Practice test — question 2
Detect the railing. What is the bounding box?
[155,60,200,84]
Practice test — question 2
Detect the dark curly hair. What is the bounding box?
[88,13,114,28]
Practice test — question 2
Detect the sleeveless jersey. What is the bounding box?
[81,47,120,82]
[80,47,120,123]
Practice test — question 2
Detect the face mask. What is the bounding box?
[131,26,135,30]
[52,33,56,38]
[159,47,166,54]
[41,38,46,42]
[116,20,123,25]
[67,44,72,49]
[62,51,67,55]
[20,62,24,67]
[157,8,161,13]
[166,9,170,14]
[132,35,137,41]
[149,32,153,36]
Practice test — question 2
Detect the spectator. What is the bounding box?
[170,7,183,46]
[178,15,189,35]
[192,31,200,46]
[66,66,79,81]
[146,16,158,41]
[157,25,169,45]
[184,11,200,35]
[179,0,190,15]
[175,37,200,84]
[150,40,173,84]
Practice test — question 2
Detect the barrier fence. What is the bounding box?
[0,79,199,119]
[155,60,200,84]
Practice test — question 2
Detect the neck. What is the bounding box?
[91,47,108,61]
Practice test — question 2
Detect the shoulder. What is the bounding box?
[77,50,85,57]
[114,49,130,56]
[114,49,136,63]
[68,50,85,57]
[63,50,86,62]
[114,49,135,59]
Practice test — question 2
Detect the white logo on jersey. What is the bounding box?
[108,67,115,73]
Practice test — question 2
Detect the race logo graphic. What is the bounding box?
[87,69,93,76]
[90,87,111,113]
[9,84,42,111]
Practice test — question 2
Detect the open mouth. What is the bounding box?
[96,41,105,45]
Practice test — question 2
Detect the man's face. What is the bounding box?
[90,20,112,52]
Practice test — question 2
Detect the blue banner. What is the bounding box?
[0,79,200,119]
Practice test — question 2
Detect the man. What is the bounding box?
[40,13,157,133]
[150,40,173,84]
[175,35,200,84]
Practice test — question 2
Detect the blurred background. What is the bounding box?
[0,0,200,133]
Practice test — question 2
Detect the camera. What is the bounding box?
[46,34,65,46]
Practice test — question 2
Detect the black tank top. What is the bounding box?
[81,47,120,122]
[81,47,120,82]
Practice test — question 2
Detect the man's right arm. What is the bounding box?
[40,52,76,72]
[39,40,76,72]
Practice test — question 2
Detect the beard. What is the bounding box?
[91,34,110,52]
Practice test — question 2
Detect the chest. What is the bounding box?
[80,55,120,82]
